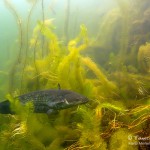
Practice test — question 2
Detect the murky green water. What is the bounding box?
[0,0,150,149]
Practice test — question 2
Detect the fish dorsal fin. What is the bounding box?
[58,83,61,90]
[57,83,61,96]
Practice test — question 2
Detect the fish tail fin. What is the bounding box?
[0,100,12,114]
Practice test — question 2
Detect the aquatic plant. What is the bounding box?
[76,106,107,150]
[20,0,38,91]
[64,0,71,42]
[4,0,23,93]
[138,42,150,73]
[110,71,149,100]
[81,57,117,98]
[109,128,138,150]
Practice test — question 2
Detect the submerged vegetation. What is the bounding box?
[0,0,150,150]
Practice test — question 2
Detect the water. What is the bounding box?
[0,0,150,150]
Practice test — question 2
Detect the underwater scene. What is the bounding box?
[0,0,150,149]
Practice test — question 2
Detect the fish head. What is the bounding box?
[47,90,89,110]
[59,90,89,108]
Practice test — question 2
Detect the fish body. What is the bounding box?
[0,89,89,114]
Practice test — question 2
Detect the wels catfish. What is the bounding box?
[0,89,89,114]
